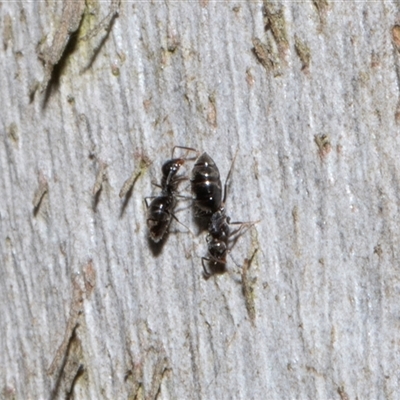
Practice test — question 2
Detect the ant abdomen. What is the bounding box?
[191,152,222,214]
[146,195,175,242]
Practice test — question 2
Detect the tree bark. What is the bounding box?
[1,0,400,398]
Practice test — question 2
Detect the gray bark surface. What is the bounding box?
[1,1,400,399]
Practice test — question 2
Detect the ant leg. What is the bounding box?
[201,257,212,279]
[178,180,193,195]
[171,177,192,200]
[222,148,239,205]
[229,220,260,237]
[171,146,199,160]
[226,221,260,253]
[144,196,157,208]
[163,173,188,191]
[164,166,190,189]
[151,181,162,189]
[170,212,194,236]
[174,176,189,186]
[175,194,193,200]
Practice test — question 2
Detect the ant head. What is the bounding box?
[208,239,227,259]
[162,158,184,178]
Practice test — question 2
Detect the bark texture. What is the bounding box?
[1,1,400,398]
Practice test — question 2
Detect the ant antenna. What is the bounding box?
[222,148,239,205]
[170,213,195,237]
[171,146,198,160]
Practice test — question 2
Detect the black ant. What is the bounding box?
[191,151,257,278]
[145,146,197,242]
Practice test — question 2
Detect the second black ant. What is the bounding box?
[191,151,257,278]
[145,146,197,243]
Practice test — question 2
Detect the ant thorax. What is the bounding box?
[207,238,228,260]
[208,208,230,239]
